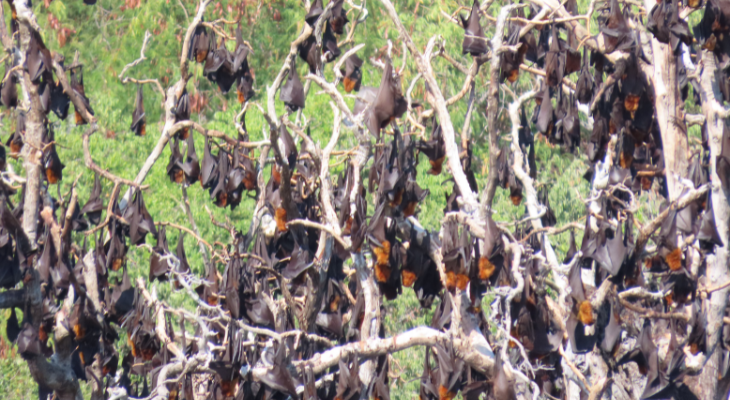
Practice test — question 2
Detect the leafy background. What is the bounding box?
[0,0,703,397]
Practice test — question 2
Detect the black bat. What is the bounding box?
[49,78,70,119]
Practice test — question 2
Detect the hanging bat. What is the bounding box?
[173,89,191,139]
[123,189,157,245]
[80,173,103,226]
[304,0,324,26]
[25,29,52,83]
[340,53,363,93]
[70,66,94,125]
[149,226,171,282]
[167,138,185,183]
[188,23,214,63]
[1,60,17,109]
[130,84,146,136]
[279,60,305,111]
[329,0,350,34]
[461,0,487,56]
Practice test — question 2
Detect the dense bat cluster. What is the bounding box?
[479,0,730,398]
[1,0,730,398]
[188,21,254,103]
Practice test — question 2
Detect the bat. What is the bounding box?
[167,138,185,184]
[305,0,324,26]
[330,0,350,34]
[122,189,157,246]
[70,66,95,125]
[79,173,103,226]
[149,226,170,282]
[460,0,487,56]
[42,125,64,184]
[188,24,213,63]
[25,29,52,83]
[1,60,17,109]
[209,149,230,207]
[279,60,305,111]
[175,132,199,186]
[575,49,594,104]
[493,351,516,400]
[544,24,564,87]
[173,89,191,139]
[340,53,363,93]
[130,85,146,136]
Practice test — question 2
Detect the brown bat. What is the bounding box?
[1,60,17,109]
[304,0,324,26]
[70,66,94,125]
[460,0,487,56]
[42,125,64,184]
[149,226,170,282]
[80,173,103,226]
[122,189,157,245]
[25,28,52,83]
[329,0,350,34]
[167,138,185,184]
[182,131,201,185]
[279,60,305,111]
[340,53,363,93]
[188,23,214,63]
[130,84,146,136]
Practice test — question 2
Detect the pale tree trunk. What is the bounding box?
[16,2,44,247]
[642,13,688,201]
[698,50,730,400]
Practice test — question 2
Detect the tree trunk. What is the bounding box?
[698,49,730,400]
[643,15,688,200]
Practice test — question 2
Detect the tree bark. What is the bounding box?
[642,4,688,200]
[16,0,44,247]
[698,49,730,400]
